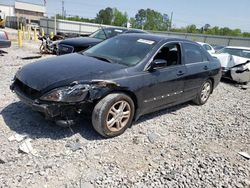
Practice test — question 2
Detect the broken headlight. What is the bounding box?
[40,84,90,102]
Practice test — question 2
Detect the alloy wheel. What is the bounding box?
[201,82,211,102]
[106,100,131,132]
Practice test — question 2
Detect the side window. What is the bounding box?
[204,44,212,51]
[153,43,181,67]
[95,30,106,40]
[183,43,203,64]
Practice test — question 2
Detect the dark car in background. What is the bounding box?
[0,30,11,48]
[11,34,221,137]
[57,27,146,55]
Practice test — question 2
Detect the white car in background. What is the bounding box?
[27,23,40,31]
[213,46,250,84]
[197,42,215,54]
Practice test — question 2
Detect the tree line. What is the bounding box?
[55,7,250,38]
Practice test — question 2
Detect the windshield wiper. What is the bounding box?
[87,54,115,63]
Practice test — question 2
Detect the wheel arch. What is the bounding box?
[92,88,139,120]
[208,77,214,93]
[110,89,138,111]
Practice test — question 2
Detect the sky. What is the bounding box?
[1,0,250,32]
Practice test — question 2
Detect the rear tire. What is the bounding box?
[92,93,135,138]
[193,80,212,105]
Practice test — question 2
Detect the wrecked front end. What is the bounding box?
[10,79,119,126]
[213,53,250,83]
[230,61,250,83]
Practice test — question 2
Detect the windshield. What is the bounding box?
[89,28,125,40]
[83,36,156,66]
[217,48,250,58]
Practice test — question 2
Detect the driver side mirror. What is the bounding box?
[149,59,168,71]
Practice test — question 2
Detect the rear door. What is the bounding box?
[182,42,211,99]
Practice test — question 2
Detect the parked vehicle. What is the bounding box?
[27,23,40,31]
[38,35,64,55]
[197,42,215,54]
[11,34,221,137]
[0,30,11,48]
[213,45,225,52]
[57,27,146,55]
[0,16,5,28]
[213,46,250,83]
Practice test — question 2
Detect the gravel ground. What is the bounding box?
[0,42,249,188]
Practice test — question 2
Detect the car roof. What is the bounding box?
[118,33,192,43]
[197,42,209,45]
[225,46,250,50]
[104,27,146,33]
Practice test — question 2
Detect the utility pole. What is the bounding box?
[54,13,57,35]
[168,12,173,32]
[62,0,65,19]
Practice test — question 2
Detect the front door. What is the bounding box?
[139,42,187,114]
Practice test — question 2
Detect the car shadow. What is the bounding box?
[134,102,191,125]
[0,50,8,56]
[1,102,102,141]
[220,78,248,89]
[2,101,192,141]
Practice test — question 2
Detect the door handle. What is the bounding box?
[177,71,184,76]
[203,66,208,70]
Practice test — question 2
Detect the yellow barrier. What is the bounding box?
[28,27,31,40]
[41,28,45,37]
[34,28,38,42]
[18,30,23,47]
[22,26,25,40]
[50,32,54,39]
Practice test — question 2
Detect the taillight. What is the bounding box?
[4,31,9,40]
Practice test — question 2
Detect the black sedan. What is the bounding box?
[11,33,221,137]
[57,27,146,55]
[0,30,11,48]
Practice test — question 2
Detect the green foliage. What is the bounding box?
[134,9,169,31]
[95,7,113,25]
[112,8,128,26]
[171,24,250,37]
[186,24,197,33]
[95,7,128,26]
[53,8,250,38]
[55,14,95,23]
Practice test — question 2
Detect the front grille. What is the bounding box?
[58,44,74,55]
[13,79,40,100]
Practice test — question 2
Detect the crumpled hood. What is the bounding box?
[16,53,126,91]
[213,53,250,68]
[59,37,102,47]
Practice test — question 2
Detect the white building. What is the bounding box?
[0,1,46,22]
[0,4,15,19]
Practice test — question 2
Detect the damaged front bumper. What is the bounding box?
[221,62,250,83]
[11,84,91,125]
[10,79,120,125]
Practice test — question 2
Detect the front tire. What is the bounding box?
[92,93,135,138]
[193,80,212,105]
